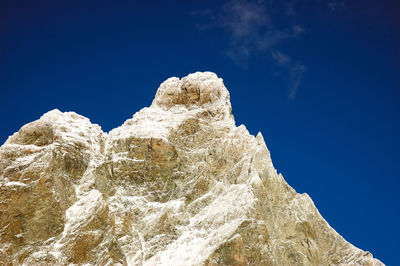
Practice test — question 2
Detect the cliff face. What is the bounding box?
[0,72,383,265]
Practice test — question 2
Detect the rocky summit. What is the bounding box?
[0,72,383,265]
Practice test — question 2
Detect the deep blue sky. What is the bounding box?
[1,0,399,263]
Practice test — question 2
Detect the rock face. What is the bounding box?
[0,72,383,265]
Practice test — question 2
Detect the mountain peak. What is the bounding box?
[0,72,383,265]
[151,72,232,121]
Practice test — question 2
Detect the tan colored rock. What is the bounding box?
[0,72,383,265]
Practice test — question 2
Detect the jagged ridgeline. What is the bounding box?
[0,72,383,265]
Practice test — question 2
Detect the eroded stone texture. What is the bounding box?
[0,72,383,265]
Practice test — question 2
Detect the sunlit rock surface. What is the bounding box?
[0,72,383,265]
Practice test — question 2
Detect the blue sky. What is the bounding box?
[1,0,399,263]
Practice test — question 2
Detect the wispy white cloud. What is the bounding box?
[271,51,306,100]
[193,0,307,100]
[271,51,291,66]
[217,1,304,64]
[219,0,269,39]
[288,63,307,100]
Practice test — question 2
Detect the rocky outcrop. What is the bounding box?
[0,72,383,265]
